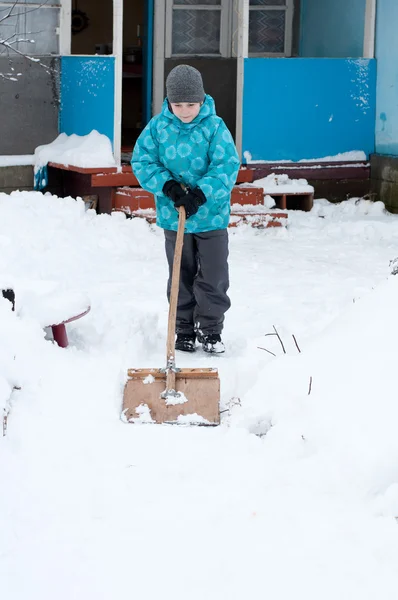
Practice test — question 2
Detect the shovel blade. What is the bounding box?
[122,368,220,425]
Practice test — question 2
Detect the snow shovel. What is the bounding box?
[122,206,220,425]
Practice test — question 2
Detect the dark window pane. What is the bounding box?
[249,10,285,53]
[172,9,221,54]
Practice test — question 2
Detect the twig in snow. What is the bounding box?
[292,334,301,353]
[308,376,313,396]
[390,257,398,276]
[257,346,276,357]
[272,325,286,354]
[263,327,286,354]
[2,408,8,437]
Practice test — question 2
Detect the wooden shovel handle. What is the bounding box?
[166,206,186,372]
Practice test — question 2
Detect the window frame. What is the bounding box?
[165,0,232,58]
[248,0,294,57]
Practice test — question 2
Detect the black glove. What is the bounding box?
[162,180,186,203]
[174,187,207,219]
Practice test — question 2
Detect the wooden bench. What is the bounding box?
[47,163,132,214]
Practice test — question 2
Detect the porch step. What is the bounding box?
[113,187,155,211]
[229,211,288,228]
[116,207,287,229]
[113,185,264,213]
[231,186,264,205]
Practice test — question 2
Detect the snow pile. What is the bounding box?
[34,130,116,170]
[251,173,314,194]
[310,196,387,219]
[16,283,90,327]
[1,191,398,598]
[231,274,398,516]
[0,298,48,414]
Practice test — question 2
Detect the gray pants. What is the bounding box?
[164,228,231,336]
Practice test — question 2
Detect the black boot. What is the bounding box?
[175,333,196,353]
[197,333,225,354]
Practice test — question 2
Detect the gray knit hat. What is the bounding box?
[166,65,205,103]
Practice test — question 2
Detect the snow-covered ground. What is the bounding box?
[1,190,398,599]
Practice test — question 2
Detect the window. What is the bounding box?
[249,0,293,56]
[0,1,61,56]
[166,0,231,58]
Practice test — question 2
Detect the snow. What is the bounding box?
[246,173,315,194]
[0,155,34,167]
[2,190,398,598]
[128,403,155,424]
[15,282,90,327]
[244,150,367,164]
[34,130,117,170]
[163,389,189,406]
[176,413,212,425]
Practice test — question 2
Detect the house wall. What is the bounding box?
[0,58,59,155]
[374,0,398,156]
[60,56,115,145]
[242,58,376,162]
[300,0,366,58]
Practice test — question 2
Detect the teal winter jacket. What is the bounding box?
[131,95,240,233]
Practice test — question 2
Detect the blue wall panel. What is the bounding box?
[375,0,398,156]
[60,56,115,145]
[242,58,376,162]
[300,0,366,58]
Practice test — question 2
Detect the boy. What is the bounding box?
[132,65,240,353]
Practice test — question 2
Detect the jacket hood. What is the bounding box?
[161,94,216,128]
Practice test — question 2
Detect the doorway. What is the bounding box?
[70,0,151,164]
[121,0,145,162]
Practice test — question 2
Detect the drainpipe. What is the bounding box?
[113,0,123,165]
[363,0,376,58]
[235,0,249,161]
